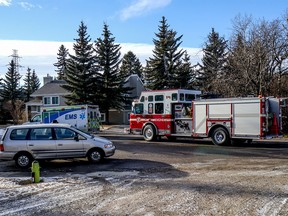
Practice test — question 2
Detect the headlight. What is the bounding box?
[104,142,114,148]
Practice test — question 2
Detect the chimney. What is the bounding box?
[43,74,53,85]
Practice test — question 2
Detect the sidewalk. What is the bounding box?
[98,125,129,134]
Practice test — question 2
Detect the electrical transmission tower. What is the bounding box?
[10,49,23,73]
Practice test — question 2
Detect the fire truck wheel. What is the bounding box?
[211,127,230,146]
[143,125,156,141]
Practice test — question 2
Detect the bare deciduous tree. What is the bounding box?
[227,14,288,97]
[3,100,25,124]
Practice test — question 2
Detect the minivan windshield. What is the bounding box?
[71,126,94,138]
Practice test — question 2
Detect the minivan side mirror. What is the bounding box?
[74,135,79,142]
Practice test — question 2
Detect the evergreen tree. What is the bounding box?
[120,51,143,80]
[31,69,40,92]
[196,28,228,93]
[145,16,184,90]
[0,78,6,123]
[23,68,40,102]
[1,60,22,103]
[54,44,69,80]
[0,60,23,123]
[23,67,32,102]
[95,23,131,123]
[62,21,96,105]
[176,51,196,89]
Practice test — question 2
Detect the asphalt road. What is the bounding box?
[2,134,288,177]
[1,134,288,215]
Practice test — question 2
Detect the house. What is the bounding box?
[26,74,146,124]
[105,74,146,125]
[25,74,70,121]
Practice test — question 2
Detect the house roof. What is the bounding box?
[25,99,42,105]
[124,74,146,99]
[31,80,70,97]
[124,74,144,85]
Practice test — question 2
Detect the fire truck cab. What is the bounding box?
[130,89,201,141]
[129,89,282,145]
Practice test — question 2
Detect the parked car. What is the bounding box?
[0,123,115,168]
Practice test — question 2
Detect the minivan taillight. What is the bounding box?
[0,144,4,151]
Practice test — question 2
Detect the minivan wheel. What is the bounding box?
[87,149,103,163]
[15,153,32,169]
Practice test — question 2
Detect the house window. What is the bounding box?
[52,97,59,105]
[43,96,59,105]
[100,113,106,122]
[44,97,50,105]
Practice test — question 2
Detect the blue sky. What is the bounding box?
[0,0,287,83]
[1,0,287,47]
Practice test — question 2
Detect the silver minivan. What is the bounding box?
[0,123,115,168]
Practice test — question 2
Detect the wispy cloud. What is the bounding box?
[18,2,34,10]
[18,1,42,10]
[119,0,172,21]
[0,40,201,83]
[0,0,12,6]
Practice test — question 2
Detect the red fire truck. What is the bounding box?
[129,89,282,145]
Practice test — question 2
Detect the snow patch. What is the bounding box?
[86,170,139,178]
[258,198,288,216]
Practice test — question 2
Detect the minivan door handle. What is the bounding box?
[58,144,63,146]
[28,144,34,146]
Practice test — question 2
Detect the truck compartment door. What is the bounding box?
[233,103,260,136]
[193,104,206,134]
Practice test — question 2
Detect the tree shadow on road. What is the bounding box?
[132,178,288,199]
[0,158,189,179]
